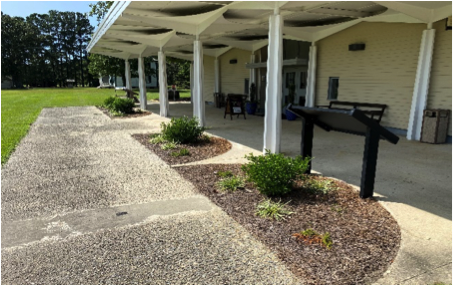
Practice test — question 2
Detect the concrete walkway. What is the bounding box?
[1,107,300,285]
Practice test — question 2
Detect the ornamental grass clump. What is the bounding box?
[216,175,245,192]
[255,199,293,221]
[241,150,310,196]
[160,116,205,144]
[103,96,135,115]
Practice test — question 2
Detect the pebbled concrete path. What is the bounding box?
[1,107,300,285]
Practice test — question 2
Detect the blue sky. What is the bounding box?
[1,1,99,28]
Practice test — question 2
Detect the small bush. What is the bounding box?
[160,116,205,144]
[216,170,233,178]
[200,134,211,143]
[161,142,177,150]
[255,199,294,221]
[111,97,135,114]
[103,96,116,109]
[305,178,336,195]
[149,134,166,144]
[171,148,190,157]
[241,150,310,196]
[216,175,245,192]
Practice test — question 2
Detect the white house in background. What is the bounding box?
[87,1,452,152]
[98,62,158,88]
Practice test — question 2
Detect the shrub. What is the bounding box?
[111,97,135,114]
[149,134,166,144]
[161,142,177,150]
[171,148,190,157]
[216,170,233,178]
[255,199,293,221]
[305,178,336,195]
[216,175,245,192]
[103,96,116,109]
[241,150,310,196]
[160,116,205,144]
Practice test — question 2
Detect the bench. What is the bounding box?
[318,101,387,123]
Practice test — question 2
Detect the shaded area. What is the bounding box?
[174,163,401,285]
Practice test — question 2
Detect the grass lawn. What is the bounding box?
[1,87,189,165]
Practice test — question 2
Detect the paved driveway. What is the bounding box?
[1,107,299,284]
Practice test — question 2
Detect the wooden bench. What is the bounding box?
[318,101,387,123]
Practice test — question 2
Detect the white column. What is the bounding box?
[193,40,205,127]
[407,27,435,141]
[250,53,256,90]
[158,50,169,117]
[125,60,131,90]
[190,62,194,104]
[263,12,283,154]
[305,42,317,107]
[214,58,220,93]
[138,56,147,110]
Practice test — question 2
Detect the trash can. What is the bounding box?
[420,109,450,143]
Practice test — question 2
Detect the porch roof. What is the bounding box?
[87,1,452,60]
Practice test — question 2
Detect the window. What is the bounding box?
[300,72,307,88]
[286,72,295,88]
[327,77,339,100]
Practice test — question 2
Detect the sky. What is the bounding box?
[1,1,99,28]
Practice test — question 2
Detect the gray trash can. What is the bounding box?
[420,109,450,143]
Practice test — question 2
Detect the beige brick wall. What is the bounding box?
[428,20,452,136]
[316,22,425,130]
[219,48,251,95]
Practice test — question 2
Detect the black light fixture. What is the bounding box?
[349,43,366,51]
[446,16,452,30]
[229,59,238,64]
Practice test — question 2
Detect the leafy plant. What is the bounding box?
[305,178,336,195]
[103,96,116,109]
[248,83,257,103]
[200,134,211,143]
[149,134,166,144]
[216,170,233,178]
[171,148,190,157]
[110,97,135,114]
[241,150,310,196]
[161,142,177,150]
[293,228,333,249]
[216,175,245,192]
[255,199,294,221]
[160,116,205,144]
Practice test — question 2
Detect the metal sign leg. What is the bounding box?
[360,127,380,198]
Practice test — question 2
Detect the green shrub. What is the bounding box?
[216,175,245,192]
[160,116,205,144]
[241,150,310,196]
[255,199,293,221]
[103,96,116,109]
[216,170,233,178]
[305,178,336,195]
[171,148,190,157]
[111,97,135,114]
[149,134,166,144]
[161,142,177,150]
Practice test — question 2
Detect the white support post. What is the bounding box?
[193,40,205,127]
[305,42,317,107]
[263,12,283,154]
[214,58,220,93]
[138,56,147,110]
[158,50,169,117]
[125,60,131,90]
[190,62,194,104]
[407,28,435,141]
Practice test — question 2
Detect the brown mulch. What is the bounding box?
[131,134,232,165]
[174,164,401,285]
[97,106,152,119]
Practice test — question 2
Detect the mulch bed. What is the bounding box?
[97,106,152,119]
[174,164,401,285]
[132,134,232,165]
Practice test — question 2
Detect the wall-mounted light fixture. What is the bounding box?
[229,59,238,64]
[446,16,452,30]
[349,43,366,51]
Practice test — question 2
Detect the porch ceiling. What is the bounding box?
[87,1,452,60]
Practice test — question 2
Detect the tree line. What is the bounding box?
[2,11,95,88]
